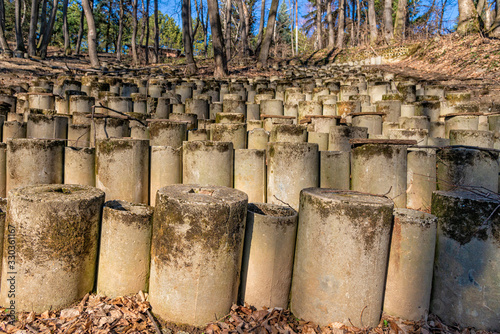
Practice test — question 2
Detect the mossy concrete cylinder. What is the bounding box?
[185,98,209,120]
[352,114,382,135]
[3,121,26,141]
[449,129,494,148]
[149,185,248,326]
[69,95,94,114]
[96,139,149,204]
[383,209,437,321]
[431,191,500,332]
[351,143,408,208]
[68,124,91,148]
[6,139,64,193]
[97,200,153,298]
[211,123,247,149]
[445,115,479,138]
[269,124,307,143]
[260,99,284,116]
[248,128,269,150]
[149,121,187,148]
[329,126,368,152]
[64,147,95,187]
[320,151,350,190]
[91,118,128,142]
[298,101,322,121]
[437,148,498,192]
[291,188,394,327]
[267,142,319,210]
[240,203,297,309]
[27,114,68,140]
[183,141,234,187]
[234,149,266,203]
[407,148,436,212]
[308,132,328,151]
[0,184,104,312]
[150,146,181,206]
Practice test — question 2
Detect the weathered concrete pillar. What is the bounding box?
[308,132,328,151]
[149,120,187,148]
[351,142,408,208]
[444,115,479,138]
[384,209,437,321]
[376,100,401,123]
[107,96,133,114]
[68,124,91,148]
[64,147,95,187]
[351,113,383,136]
[248,128,269,150]
[69,95,95,114]
[267,142,319,210]
[6,139,64,193]
[298,101,322,122]
[329,126,368,151]
[269,124,307,143]
[0,184,104,312]
[437,148,498,192]
[28,93,55,110]
[96,139,149,204]
[0,143,5,197]
[215,112,245,124]
[291,188,394,327]
[150,146,181,206]
[183,141,234,187]
[234,149,266,203]
[223,99,246,114]
[185,98,209,120]
[240,203,297,309]
[449,129,494,148]
[187,129,209,141]
[388,129,428,146]
[3,121,26,141]
[260,100,284,116]
[211,123,246,149]
[320,151,350,190]
[399,116,430,130]
[91,118,128,142]
[149,185,247,326]
[406,148,436,212]
[27,114,68,139]
[97,200,153,297]
[431,191,500,332]
[169,113,197,130]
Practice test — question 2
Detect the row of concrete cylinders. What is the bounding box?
[1,138,499,208]
[1,183,498,331]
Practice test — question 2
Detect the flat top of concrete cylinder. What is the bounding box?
[157,184,248,205]
[104,199,153,216]
[441,112,483,118]
[350,139,417,146]
[260,114,296,119]
[9,184,104,202]
[302,188,393,207]
[433,190,500,204]
[350,112,386,116]
[248,202,297,217]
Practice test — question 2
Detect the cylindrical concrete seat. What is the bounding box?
[0,184,104,312]
[64,147,95,187]
[234,149,266,203]
[149,184,248,326]
[291,188,394,327]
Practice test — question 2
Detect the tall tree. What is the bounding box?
[182,0,197,75]
[394,0,408,38]
[383,0,394,41]
[28,0,40,56]
[490,0,500,36]
[154,0,159,63]
[82,0,100,68]
[326,0,334,47]
[76,6,85,54]
[62,0,70,54]
[145,0,150,64]
[337,0,345,48]
[224,0,232,59]
[257,0,266,50]
[457,0,480,34]
[117,0,124,61]
[258,0,279,67]
[38,0,59,58]
[367,0,377,43]
[14,0,25,51]
[236,0,250,56]
[132,0,138,64]
[315,0,323,49]
[207,0,228,77]
[0,2,9,53]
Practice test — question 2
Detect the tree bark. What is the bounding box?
[81,0,100,68]
[337,0,345,48]
[457,0,480,34]
[383,0,393,41]
[316,0,323,49]
[257,0,279,67]
[154,0,159,63]
[0,0,9,53]
[38,0,48,44]
[257,0,266,51]
[207,0,228,77]
[117,0,124,61]
[489,0,500,36]
[394,0,407,39]
[224,0,232,60]
[367,0,377,43]
[38,0,58,58]
[356,0,360,45]
[236,0,249,56]
[132,0,138,64]
[28,0,39,56]
[76,6,84,54]
[182,0,197,75]
[145,0,149,64]
[14,0,25,51]
[62,0,70,54]
[326,0,334,47]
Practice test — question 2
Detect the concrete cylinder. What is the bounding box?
[91,118,128,142]
[149,121,187,148]
[436,148,498,192]
[150,146,182,206]
[27,114,68,140]
[388,129,428,146]
[28,93,55,110]
[96,139,149,204]
[169,113,197,130]
[6,139,64,193]
[0,144,5,197]
[223,99,246,114]
[3,121,26,141]
[107,96,133,114]
[291,188,394,327]
[68,124,91,148]
[240,203,297,309]
[449,129,494,148]
[183,141,233,187]
[352,114,383,135]
[0,184,104,312]
[329,126,368,152]
[445,115,479,138]
[234,149,266,203]
[185,98,209,120]
[298,101,322,121]
[399,116,430,130]
[149,185,248,326]
[431,191,500,332]
[320,151,350,190]
[267,142,319,210]
[406,148,436,212]
[69,95,95,114]
[351,143,408,208]
[383,209,437,321]
[308,132,328,151]
[64,147,95,187]
[269,124,307,143]
[260,100,284,116]
[248,128,269,150]
[97,200,153,297]
[211,123,246,149]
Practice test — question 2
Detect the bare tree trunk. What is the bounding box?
[316,0,323,49]
[367,0,377,43]
[350,0,355,44]
[15,0,25,51]
[81,0,100,68]
[38,0,58,58]
[295,0,298,54]
[39,0,47,43]
[394,0,407,39]
[182,0,197,75]
[457,0,480,34]
[326,0,335,47]
[132,0,138,64]
[61,0,70,54]
[76,6,84,54]
[205,9,209,55]
[153,0,158,63]
[257,0,265,50]
[207,0,228,77]
[337,0,345,48]
[484,1,494,30]
[257,0,279,67]
[28,0,39,56]
[0,0,9,53]
[145,0,149,64]
[139,0,145,45]
[236,0,249,56]
[356,0,360,45]
[383,0,393,41]
[117,0,124,61]
[490,0,500,36]
[224,0,232,60]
